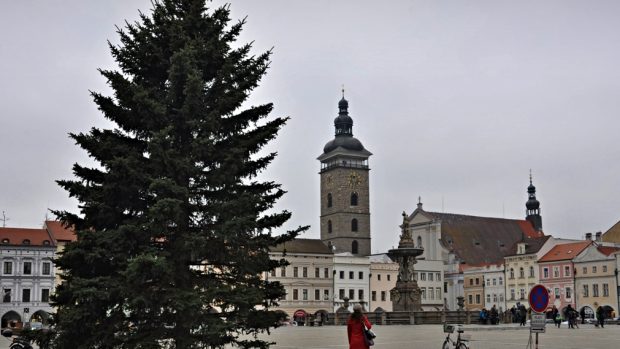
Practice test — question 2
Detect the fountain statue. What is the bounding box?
[388,211,424,312]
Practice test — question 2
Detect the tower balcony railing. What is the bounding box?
[320,161,368,172]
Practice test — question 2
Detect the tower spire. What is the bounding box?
[525,171,543,232]
[335,87,352,136]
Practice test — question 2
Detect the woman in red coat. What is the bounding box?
[347,304,373,349]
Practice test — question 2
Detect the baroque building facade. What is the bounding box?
[504,236,553,310]
[0,227,56,330]
[267,239,334,325]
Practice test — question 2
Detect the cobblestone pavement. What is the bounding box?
[249,323,619,349]
[2,324,617,348]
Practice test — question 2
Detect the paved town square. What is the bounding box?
[242,324,620,349]
[2,1,620,348]
[0,324,617,349]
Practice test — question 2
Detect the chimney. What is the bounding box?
[585,233,592,241]
[595,232,602,242]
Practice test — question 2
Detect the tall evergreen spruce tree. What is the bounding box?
[51,1,305,348]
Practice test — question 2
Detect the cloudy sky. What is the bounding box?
[1,0,619,253]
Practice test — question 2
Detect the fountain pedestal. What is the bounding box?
[388,212,424,312]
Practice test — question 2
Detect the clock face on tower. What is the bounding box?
[348,171,361,188]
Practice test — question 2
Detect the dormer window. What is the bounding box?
[22,239,31,245]
[1,239,9,244]
[43,240,51,246]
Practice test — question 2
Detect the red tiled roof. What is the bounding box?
[597,246,620,256]
[423,211,543,265]
[538,241,591,262]
[0,227,56,247]
[45,220,76,242]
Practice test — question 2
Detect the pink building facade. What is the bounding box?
[538,260,576,311]
[537,241,591,313]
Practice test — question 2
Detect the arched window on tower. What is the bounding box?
[350,192,358,206]
[352,240,359,254]
[351,219,358,232]
[417,236,422,248]
[327,193,332,208]
[328,220,332,234]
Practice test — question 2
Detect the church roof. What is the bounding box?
[423,211,542,266]
[269,238,333,255]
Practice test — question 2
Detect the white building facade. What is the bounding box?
[333,252,371,312]
[481,264,506,311]
[0,228,56,329]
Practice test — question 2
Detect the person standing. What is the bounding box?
[552,305,561,328]
[490,305,499,325]
[347,305,373,349]
[596,305,605,328]
[519,304,527,326]
[566,304,576,329]
[515,303,521,324]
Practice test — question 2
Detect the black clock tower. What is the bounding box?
[318,93,372,256]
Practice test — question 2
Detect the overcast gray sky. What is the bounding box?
[1,0,619,253]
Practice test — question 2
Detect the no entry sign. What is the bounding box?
[529,284,550,313]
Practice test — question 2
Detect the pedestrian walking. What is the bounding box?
[596,305,605,328]
[347,304,373,349]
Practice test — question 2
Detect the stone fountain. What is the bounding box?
[388,211,424,312]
